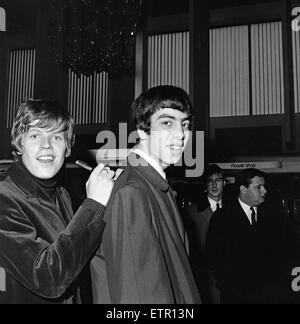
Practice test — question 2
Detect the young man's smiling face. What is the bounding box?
[138,108,191,170]
[21,127,67,179]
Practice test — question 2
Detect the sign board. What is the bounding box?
[215,161,282,170]
[0,7,6,32]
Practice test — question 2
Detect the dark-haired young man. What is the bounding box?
[183,164,226,304]
[91,86,201,304]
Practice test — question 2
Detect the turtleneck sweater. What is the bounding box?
[17,159,59,202]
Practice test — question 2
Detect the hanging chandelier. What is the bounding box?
[48,0,143,76]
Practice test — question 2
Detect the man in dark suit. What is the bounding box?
[183,164,226,304]
[206,168,288,304]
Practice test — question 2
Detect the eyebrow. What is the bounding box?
[157,114,190,122]
[28,128,64,134]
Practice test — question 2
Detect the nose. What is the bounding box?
[174,125,185,140]
[40,136,53,149]
[261,186,267,195]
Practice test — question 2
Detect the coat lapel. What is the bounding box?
[7,162,70,226]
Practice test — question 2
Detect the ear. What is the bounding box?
[137,129,148,142]
[65,149,71,158]
[17,138,24,155]
[240,185,247,194]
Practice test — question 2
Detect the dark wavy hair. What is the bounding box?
[203,164,225,183]
[132,85,194,135]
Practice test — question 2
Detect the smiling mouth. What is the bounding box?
[37,156,55,163]
[169,145,183,152]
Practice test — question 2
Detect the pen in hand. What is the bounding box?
[75,160,93,172]
[76,160,124,181]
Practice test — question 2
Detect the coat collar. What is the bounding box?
[127,152,170,192]
[7,162,58,201]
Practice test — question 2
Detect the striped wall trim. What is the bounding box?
[6,48,36,128]
[68,70,109,125]
[148,32,189,93]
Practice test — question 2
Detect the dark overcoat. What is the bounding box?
[91,153,201,304]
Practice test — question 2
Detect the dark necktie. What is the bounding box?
[216,203,220,211]
[250,207,257,228]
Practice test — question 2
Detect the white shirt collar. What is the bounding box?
[131,148,166,180]
[239,199,257,225]
[208,197,222,213]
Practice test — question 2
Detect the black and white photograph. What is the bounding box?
[0,0,300,307]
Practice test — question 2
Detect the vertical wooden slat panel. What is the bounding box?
[147,37,151,88]
[267,24,272,114]
[210,26,249,117]
[6,52,13,127]
[259,24,264,115]
[274,23,280,114]
[104,73,108,123]
[263,24,268,115]
[293,28,300,113]
[88,75,92,124]
[223,28,228,116]
[220,28,226,116]
[82,74,86,124]
[155,35,159,85]
[244,26,250,116]
[298,31,300,113]
[158,35,162,85]
[183,33,186,91]
[251,22,284,116]
[101,73,105,124]
[6,49,36,128]
[15,51,20,114]
[251,25,256,116]
[210,30,214,118]
[147,32,189,93]
[67,71,108,125]
[30,50,35,100]
[297,30,300,113]
[278,23,285,114]
[215,29,221,117]
[25,50,30,101]
[94,71,98,123]
[87,75,91,124]
[68,70,73,119]
[186,32,190,91]
[231,28,236,116]
[271,23,277,114]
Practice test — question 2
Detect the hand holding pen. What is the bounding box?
[76,160,123,181]
[76,160,123,206]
